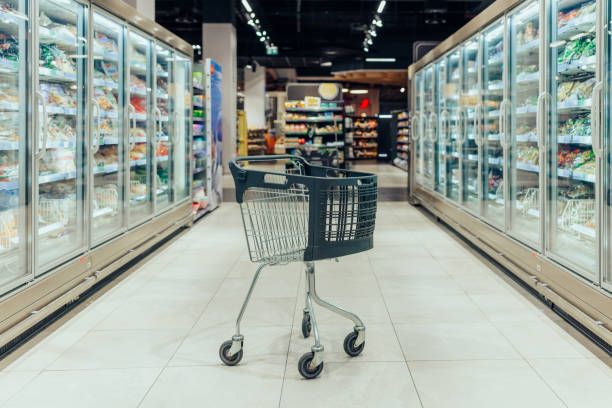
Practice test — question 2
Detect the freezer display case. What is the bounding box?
[36,0,88,270]
[549,0,597,278]
[173,55,191,203]
[409,0,612,348]
[0,0,28,289]
[154,44,173,212]
[91,10,124,245]
[507,0,542,247]
[423,65,436,190]
[435,59,446,195]
[461,37,480,212]
[481,20,505,227]
[446,51,461,202]
[128,30,153,225]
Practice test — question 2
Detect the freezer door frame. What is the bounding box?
[545,0,602,282]
[33,0,90,276]
[89,5,128,248]
[172,51,193,206]
[0,0,34,294]
[125,25,155,229]
[152,41,174,215]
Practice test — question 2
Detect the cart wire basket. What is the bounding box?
[219,155,377,379]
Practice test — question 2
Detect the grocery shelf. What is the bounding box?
[285,107,343,112]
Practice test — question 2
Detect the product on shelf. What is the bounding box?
[558,1,596,29]
[48,117,75,143]
[558,115,591,139]
[94,33,118,56]
[39,83,76,109]
[0,159,18,182]
[0,33,19,62]
[39,43,76,75]
[40,148,75,174]
[517,146,539,165]
[129,143,146,161]
[517,22,538,46]
[558,36,595,64]
[557,78,595,104]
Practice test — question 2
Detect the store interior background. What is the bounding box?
[151,0,495,171]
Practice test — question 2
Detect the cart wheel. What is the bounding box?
[301,313,312,338]
[219,340,243,366]
[298,352,323,379]
[343,331,365,357]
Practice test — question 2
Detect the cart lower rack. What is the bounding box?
[219,155,377,379]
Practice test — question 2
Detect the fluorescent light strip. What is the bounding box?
[378,114,392,119]
[241,0,252,12]
[366,58,396,62]
[377,1,386,13]
[350,90,368,94]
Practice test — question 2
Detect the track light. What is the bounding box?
[241,0,252,12]
[377,1,386,13]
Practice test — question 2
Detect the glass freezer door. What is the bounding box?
[423,65,436,190]
[461,38,480,213]
[446,51,461,202]
[507,1,542,248]
[414,71,424,187]
[481,21,505,227]
[36,0,88,271]
[154,44,173,212]
[435,59,447,195]
[127,30,153,225]
[0,1,28,290]
[173,55,191,202]
[91,10,124,244]
[549,0,598,278]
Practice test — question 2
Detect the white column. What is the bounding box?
[203,23,237,172]
[123,0,155,21]
[244,63,266,129]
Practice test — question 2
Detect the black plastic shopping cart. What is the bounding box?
[219,155,377,379]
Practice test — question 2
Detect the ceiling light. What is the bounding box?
[363,46,369,52]
[366,57,396,62]
[247,19,254,26]
[262,31,266,35]
[255,19,260,23]
[250,12,255,17]
[259,37,265,42]
[370,29,377,37]
[246,64,253,69]
[350,89,368,94]
[342,88,349,93]
[241,0,252,12]
[321,61,332,67]
[378,114,392,119]
[256,31,261,36]
[366,38,373,45]
[374,15,383,27]
[377,1,386,13]
[400,87,406,93]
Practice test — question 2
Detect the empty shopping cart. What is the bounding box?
[219,155,377,379]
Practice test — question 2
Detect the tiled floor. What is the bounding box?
[1,163,612,407]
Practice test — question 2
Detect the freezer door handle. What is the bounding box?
[536,92,547,150]
[499,100,507,150]
[91,98,101,154]
[440,109,451,142]
[591,81,603,157]
[154,107,162,149]
[128,104,136,151]
[35,91,48,160]
[428,111,438,142]
[411,112,420,142]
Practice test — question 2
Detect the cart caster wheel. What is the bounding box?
[219,340,243,366]
[298,352,323,379]
[301,313,312,338]
[343,331,365,357]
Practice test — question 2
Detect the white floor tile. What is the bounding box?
[280,362,422,408]
[4,368,161,408]
[170,325,291,366]
[139,363,284,407]
[0,371,38,405]
[495,322,586,359]
[289,323,404,363]
[409,360,566,408]
[48,330,185,370]
[529,358,612,408]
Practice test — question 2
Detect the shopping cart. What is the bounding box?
[219,155,377,379]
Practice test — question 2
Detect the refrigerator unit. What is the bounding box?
[409,0,611,346]
[0,0,194,349]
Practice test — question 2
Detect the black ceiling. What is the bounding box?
[156,0,495,75]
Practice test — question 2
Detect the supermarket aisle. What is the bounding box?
[1,166,612,407]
